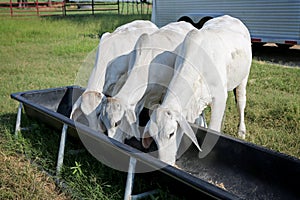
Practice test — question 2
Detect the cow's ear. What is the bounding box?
[176,130,192,159]
[70,96,82,120]
[81,91,103,115]
[148,104,160,116]
[125,108,136,124]
[177,116,202,152]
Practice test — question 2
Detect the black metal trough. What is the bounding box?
[11,86,300,200]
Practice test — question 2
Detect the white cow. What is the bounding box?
[70,20,158,131]
[99,21,197,143]
[142,15,252,165]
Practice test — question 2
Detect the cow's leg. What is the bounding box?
[195,111,207,128]
[199,91,227,158]
[209,91,227,132]
[234,76,248,139]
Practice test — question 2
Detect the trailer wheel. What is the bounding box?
[276,43,293,49]
[196,16,213,29]
[251,42,265,48]
[177,16,213,29]
[177,16,195,26]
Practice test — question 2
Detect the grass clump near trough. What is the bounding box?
[0,14,299,199]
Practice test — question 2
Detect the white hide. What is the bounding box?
[70,20,158,132]
[142,15,252,165]
[99,21,196,142]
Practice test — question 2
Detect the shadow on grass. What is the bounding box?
[40,13,152,44]
[42,13,151,29]
[252,44,300,67]
[0,112,162,199]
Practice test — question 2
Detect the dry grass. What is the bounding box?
[0,150,70,200]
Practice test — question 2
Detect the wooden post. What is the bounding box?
[36,0,39,16]
[48,0,52,7]
[117,0,119,14]
[92,0,94,15]
[9,0,13,16]
[62,0,66,16]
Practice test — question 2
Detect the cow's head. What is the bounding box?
[99,97,138,141]
[71,91,106,133]
[142,106,202,165]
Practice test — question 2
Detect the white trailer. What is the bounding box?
[151,0,300,46]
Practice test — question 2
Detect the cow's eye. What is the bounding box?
[114,120,121,127]
[166,111,172,119]
[169,132,174,139]
[116,103,121,110]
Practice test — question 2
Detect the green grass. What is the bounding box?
[222,61,300,156]
[0,14,164,200]
[0,14,299,199]
[239,61,299,155]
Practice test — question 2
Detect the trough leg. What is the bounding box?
[131,189,159,200]
[15,103,23,137]
[124,156,137,200]
[56,123,68,176]
[124,157,159,200]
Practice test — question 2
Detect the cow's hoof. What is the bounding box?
[238,131,246,139]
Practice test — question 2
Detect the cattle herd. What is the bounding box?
[71,15,252,165]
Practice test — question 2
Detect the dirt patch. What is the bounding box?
[0,151,70,200]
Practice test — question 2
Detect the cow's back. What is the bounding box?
[163,15,252,112]
[114,21,196,103]
[87,20,158,92]
[201,15,252,90]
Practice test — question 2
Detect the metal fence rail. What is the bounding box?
[0,0,151,17]
[0,0,65,17]
[63,0,120,15]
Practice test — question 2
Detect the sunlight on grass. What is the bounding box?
[223,60,300,157]
[0,14,299,199]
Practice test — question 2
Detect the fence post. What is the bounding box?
[92,0,94,15]
[36,0,39,16]
[10,0,13,16]
[117,0,119,14]
[62,0,66,16]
